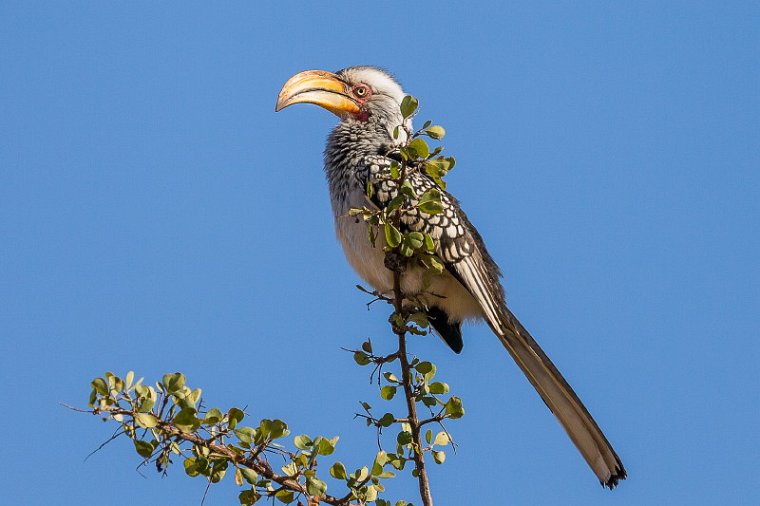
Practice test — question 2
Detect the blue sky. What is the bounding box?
[1,1,758,504]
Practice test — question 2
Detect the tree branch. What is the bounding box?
[85,405,357,506]
[391,271,433,506]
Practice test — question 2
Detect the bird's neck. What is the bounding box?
[324,115,406,213]
[325,111,410,162]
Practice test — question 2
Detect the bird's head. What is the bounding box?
[276,66,410,140]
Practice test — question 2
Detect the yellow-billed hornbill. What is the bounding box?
[276,66,626,488]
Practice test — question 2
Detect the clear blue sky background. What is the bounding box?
[1,2,758,505]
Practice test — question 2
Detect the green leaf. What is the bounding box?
[399,180,416,198]
[105,372,121,393]
[421,395,437,407]
[407,312,429,329]
[239,489,259,505]
[427,254,445,274]
[315,436,338,456]
[194,455,210,474]
[396,431,412,446]
[424,233,436,252]
[364,484,378,502]
[400,232,425,258]
[204,408,223,425]
[210,460,228,483]
[372,450,389,475]
[176,386,200,410]
[125,370,134,389]
[400,95,419,118]
[384,223,402,248]
[281,462,298,477]
[306,477,327,497]
[388,454,406,470]
[234,426,257,445]
[445,396,465,419]
[355,466,369,482]
[432,450,446,464]
[174,407,200,432]
[134,412,158,429]
[390,162,400,179]
[184,457,200,477]
[417,188,444,215]
[228,408,245,429]
[386,194,404,213]
[415,361,434,375]
[138,388,156,413]
[330,461,347,480]
[353,351,371,366]
[261,418,289,440]
[383,372,399,383]
[162,372,185,394]
[378,412,395,427]
[407,138,430,159]
[294,434,312,450]
[429,382,449,394]
[274,489,294,503]
[91,377,108,395]
[407,231,424,247]
[240,468,258,484]
[425,125,446,140]
[134,439,155,459]
[399,241,414,258]
[380,386,397,400]
[423,161,447,190]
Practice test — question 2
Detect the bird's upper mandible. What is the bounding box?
[276,66,412,138]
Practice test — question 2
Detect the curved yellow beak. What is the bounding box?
[275,70,360,116]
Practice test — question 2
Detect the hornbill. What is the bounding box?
[276,66,626,488]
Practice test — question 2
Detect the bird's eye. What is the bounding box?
[354,85,369,98]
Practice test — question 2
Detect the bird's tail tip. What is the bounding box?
[602,464,627,489]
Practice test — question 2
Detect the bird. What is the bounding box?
[275,66,626,488]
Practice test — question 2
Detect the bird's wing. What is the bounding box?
[357,155,626,487]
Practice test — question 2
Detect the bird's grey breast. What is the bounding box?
[326,153,393,292]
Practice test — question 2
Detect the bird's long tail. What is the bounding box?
[493,307,626,488]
